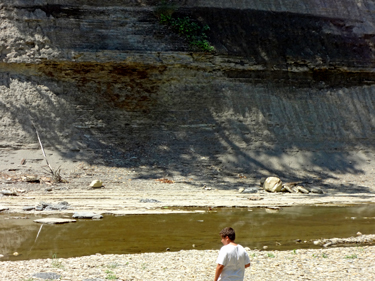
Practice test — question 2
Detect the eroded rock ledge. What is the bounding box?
[1,1,375,180]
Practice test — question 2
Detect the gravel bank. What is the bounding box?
[1,246,374,280]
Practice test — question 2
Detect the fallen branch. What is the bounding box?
[32,122,63,183]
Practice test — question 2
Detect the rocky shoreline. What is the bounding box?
[2,161,375,280]
[1,246,374,281]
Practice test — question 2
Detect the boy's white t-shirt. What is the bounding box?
[216,244,250,281]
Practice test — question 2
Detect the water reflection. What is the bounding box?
[1,205,375,261]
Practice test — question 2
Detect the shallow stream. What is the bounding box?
[1,205,375,261]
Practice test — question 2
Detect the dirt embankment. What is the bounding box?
[1,0,375,203]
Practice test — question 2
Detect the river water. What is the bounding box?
[1,205,375,261]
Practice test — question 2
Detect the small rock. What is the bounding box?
[265,208,280,213]
[0,206,9,212]
[238,188,245,193]
[166,248,170,251]
[310,187,324,194]
[263,246,268,250]
[32,272,61,280]
[281,185,295,193]
[295,239,302,243]
[23,206,35,211]
[45,187,53,192]
[139,199,161,203]
[296,186,310,194]
[89,180,103,188]
[0,254,4,258]
[192,244,195,248]
[92,215,103,220]
[313,240,320,245]
[17,189,26,193]
[244,247,250,251]
[1,190,18,196]
[357,232,362,236]
[13,252,19,256]
[34,218,76,224]
[22,175,39,182]
[35,206,44,211]
[72,212,101,219]
[243,187,258,193]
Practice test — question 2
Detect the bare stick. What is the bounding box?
[31,121,62,182]
[31,122,54,172]
[35,224,43,243]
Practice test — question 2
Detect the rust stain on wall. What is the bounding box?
[36,61,167,112]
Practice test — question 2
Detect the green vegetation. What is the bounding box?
[345,254,357,259]
[155,0,215,52]
[51,253,64,269]
[105,270,118,280]
[267,252,275,258]
[292,249,297,255]
[322,253,328,258]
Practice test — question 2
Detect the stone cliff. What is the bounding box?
[2,0,375,181]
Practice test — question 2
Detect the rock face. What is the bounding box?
[1,1,375,178]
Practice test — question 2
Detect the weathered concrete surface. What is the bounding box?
[1,0,375,186]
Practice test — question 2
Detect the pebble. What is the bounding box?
[1,246,374,280]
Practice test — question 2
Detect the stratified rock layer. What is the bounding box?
[1,0,375,179]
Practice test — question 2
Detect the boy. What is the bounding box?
[214,227,251,281]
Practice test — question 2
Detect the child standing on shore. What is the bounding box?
[214,227,251,281]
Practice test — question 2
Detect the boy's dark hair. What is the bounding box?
[220,227,236,241]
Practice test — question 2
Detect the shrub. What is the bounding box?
[156,1,215,52]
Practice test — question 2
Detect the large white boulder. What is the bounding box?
[263,177,283,192]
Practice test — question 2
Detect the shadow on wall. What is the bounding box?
[190,7,375,68]
[1,64,374,189]
[1,4,375,189]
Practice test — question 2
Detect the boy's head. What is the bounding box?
[220,227,236,242]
